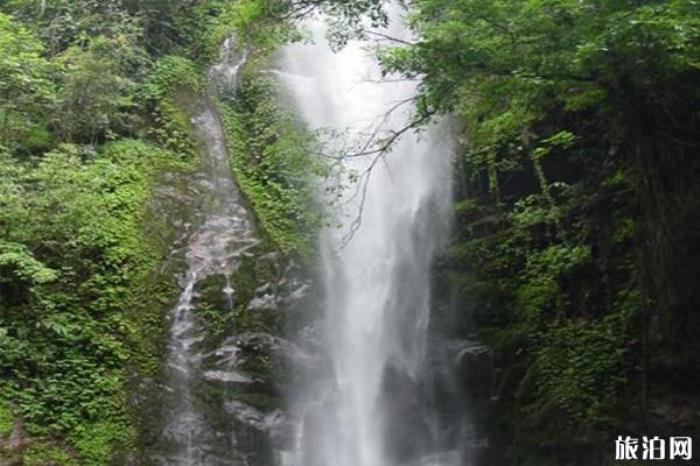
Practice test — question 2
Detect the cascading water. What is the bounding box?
[149,43,260,466]
[278,12,473,466]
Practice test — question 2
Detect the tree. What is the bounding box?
[0,13,54,153]
[54,36,140,143]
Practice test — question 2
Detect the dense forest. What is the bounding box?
[0,0,698,465]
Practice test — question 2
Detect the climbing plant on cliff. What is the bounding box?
[218,63,327,257]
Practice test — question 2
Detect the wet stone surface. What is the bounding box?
[141,114,313,465]
[139,37,315,465]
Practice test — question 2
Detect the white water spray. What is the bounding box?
[278,13,459,466]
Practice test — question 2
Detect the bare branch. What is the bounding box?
[338,150,384,248]
[355,96,418,153]
[365,31,416,46]
[345,111,433,159]
[281,4,317,21]
[333,108,435,248]
[361,77,421,84]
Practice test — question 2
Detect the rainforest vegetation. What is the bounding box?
[0,0,698,464]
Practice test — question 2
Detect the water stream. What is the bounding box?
[149,46,259,466]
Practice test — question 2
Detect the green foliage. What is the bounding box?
[2,0,143,55]
[148,0,304,66]
[22,443,73,466]
[0,0,205,151]
[141,56,203,157]
[219,65,326,256]
[525,244,590,282]
[0,241,58,286]
[142,56,203,101]
[0,140,187,462]
[54,37,138,143]
[3,0,695,463]
[393,0,699,116]
[68,420,135,465]
[195,0,300,60]
[0,13,55,153]
[0,399,12,437]
[375,0,700,202]
[528,310,630,423]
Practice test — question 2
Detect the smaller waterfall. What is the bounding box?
[161,268,206,465]
[149,41,260,466]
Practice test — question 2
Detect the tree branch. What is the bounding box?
[366,31,415,46]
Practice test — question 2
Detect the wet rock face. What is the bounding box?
[0,420,31,465]
[138,33,322,465]
[141,194,315,463]
[381,365,432,462]
[142,212,314,465]
[209,36,247,94]
[454,342,493,400]
[203,369,254,386]
[188,256,314,465]
[224,401,295,451]
[140,85,316,466]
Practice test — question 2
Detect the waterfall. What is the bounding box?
[278,12,468,466]
[149,42,260,466]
